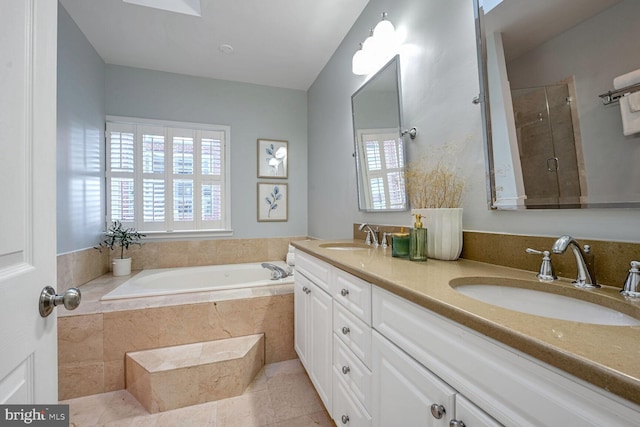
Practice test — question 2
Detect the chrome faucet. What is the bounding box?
[358,223,379,246]
[551,235,599,288]
[621,261,640,298]
[261,263,291,280]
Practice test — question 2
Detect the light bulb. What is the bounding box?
[352,48,369,75]
[373,13,395,39]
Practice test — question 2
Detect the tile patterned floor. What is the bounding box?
[61,359,335,427]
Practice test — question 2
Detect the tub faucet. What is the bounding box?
[358,223,379,246]
[551,235,599,288]
[261,263,291,280]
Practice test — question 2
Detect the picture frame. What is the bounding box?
[257,138,288,178]
[257,182,288,222]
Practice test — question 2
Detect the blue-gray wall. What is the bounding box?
[57,2,308,253]
[104,65,308,239]
[307,0,640,242]
[57,3,106,254]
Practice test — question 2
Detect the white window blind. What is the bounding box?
[106,116,231,235]
[357,129,406,210]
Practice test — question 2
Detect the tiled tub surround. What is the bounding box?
[57,236,306,292]
[57,273,295,400]
[294,238,640,410]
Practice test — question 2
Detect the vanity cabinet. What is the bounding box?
[372,286,640,426]
[294,253,333,413]
[295,249,640,426]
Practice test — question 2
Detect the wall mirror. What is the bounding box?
[476,0,640,209]
[352,55,408,212]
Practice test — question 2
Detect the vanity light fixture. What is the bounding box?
[352,12,398,76]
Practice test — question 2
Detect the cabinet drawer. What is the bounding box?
[332,269,372,325]
[333,302,371,367]
[295,251,331,293]
[333,371,372,427]
[333,335,372,413]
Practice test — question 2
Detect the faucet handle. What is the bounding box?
[364,230,372,245]
[621,261,640,298]
[526,248,557,282]
[381,232,389,248]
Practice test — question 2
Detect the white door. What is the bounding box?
[0,0,58,403]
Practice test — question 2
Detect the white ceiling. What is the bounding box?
[483,0,622,62]
[59,0,371,91]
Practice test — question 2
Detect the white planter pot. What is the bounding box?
[412,208,463,260]
[112,257,132,276]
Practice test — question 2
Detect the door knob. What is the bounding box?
[39,286,81,317]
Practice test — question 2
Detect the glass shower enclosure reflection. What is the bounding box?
[511,82,586,208]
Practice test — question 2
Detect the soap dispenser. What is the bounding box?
[409,214,428,262]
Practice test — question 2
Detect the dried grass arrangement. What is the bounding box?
[405,158,465,209]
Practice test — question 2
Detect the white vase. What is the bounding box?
[112,257,132,276]
[411,208,463,261]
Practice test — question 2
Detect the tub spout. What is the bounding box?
[261,263,291,280]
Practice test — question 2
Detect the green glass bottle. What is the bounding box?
[409,214,428,262]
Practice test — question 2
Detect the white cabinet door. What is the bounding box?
[453,395,503,427]
[0,0,58,403]
[372,330,456,427]
[308,279,333,412]
[294,275,310,368]
[294,271,333,413]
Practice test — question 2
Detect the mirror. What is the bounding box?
[476,0,640,209]
[352,55,408,212]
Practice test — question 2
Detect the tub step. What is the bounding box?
[125,333,265,413]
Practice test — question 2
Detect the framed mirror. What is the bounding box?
[476,0,640,209]
[352,55,408,212]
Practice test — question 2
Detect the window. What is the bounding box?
[357,129,406,210]
[106,116,231,236]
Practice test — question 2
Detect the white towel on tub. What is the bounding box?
[620,93,640,136]
[614,69,640,89]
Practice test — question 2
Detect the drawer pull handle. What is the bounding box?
[302,286,308,293]
[430,403,446,419]
[341,415,350,424]
[342,365,350,375]
[341,326,350,335]
[340,288,349,296]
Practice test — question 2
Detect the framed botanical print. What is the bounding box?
[257,182,288,222]
[257,138,288,178]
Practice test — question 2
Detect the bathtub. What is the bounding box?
[101,261,294,300]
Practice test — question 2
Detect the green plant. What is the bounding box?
[95,220,145,259]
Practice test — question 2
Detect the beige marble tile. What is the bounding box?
[96,390,149,425]
[216,390,276,427]
[127,334,264,412]
[63,360,329,427]
[245,367,268,394]
[58,314,103,365]
[57,247,109,292]
[103,308,164,361]
[58,362,104,401]
[268,374,324,422]
[150,367,201,413]
[276,410,334,427]
[104,360,125,392]
[134,401,217,427]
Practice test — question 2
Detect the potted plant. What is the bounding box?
[95,220,145,276]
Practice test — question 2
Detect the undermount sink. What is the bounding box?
[450,278,640,326]
[319,242,371,251]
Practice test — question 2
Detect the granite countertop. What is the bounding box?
[292,239,640,407]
